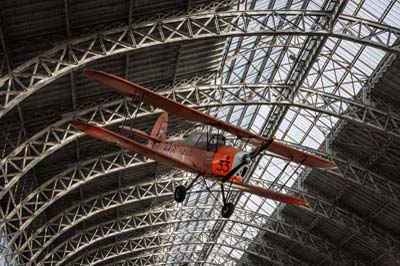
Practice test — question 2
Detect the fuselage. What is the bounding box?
[150,132,248,180]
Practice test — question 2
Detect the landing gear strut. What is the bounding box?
[220,182,235,218]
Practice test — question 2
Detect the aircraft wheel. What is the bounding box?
[174,185,186,202]
[221,202,235,218]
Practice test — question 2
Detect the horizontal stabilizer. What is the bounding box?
[119,126,160,143]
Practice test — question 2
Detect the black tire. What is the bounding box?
[221,202,235,218]
[174,185,186,202]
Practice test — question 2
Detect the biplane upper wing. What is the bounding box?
[232,180,308,206]
[70,120,202,174]
[84,69,336,169]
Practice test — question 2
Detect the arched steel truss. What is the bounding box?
[10,163,361,266]
[64,230,308,266]
[7,150,399,266]
[1,10,400,119]
[2,149,399,265]
[1,2,400,265]
[36,204,354,266]
[79,250,238,266]
[2,82,400,264]
[2,83,399,206]
[1,145,393,261]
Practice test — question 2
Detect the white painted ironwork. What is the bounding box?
[1,10,400,119]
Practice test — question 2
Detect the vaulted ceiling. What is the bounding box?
[1,1,400,266]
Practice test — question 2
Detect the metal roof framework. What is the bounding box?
[0,0,400,265]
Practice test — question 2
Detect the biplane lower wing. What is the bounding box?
[268,141,334,169]
[70,120,309,205]
[232,180,308,206]
[70,120,201,174]
[84,69,336,169]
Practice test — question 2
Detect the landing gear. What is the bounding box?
[221,202,235,218]
[174,185,186,202]
[220,182,235,218]
[174,174,201,203]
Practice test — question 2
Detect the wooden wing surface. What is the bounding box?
[232,180,308,206]
[84,69,336,169]
[70,120,202,174]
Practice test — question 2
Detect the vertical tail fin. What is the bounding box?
[149,112,168,146]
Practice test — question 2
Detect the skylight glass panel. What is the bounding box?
[272,0,294,9]
[358,0,387,21]
[164,1,400,265]
[384,1,400,26]
[251,0,273,10]
[240,105,257,128]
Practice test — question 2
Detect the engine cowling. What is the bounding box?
[211,147,249,179]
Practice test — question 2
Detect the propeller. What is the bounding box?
[222,137,275,182]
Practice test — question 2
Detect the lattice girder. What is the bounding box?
[10,167,186,264]
[326,156,400,202]
[296,186,400,262]
[0,150,368,266]
[22,177,365,266]
[36,204,337,266]
[86,250,240,266]
[2,83,400,263]
[1,10,400,119]
[67,230,307,266]
[1,83,294,259]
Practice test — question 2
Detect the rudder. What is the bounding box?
[149,112,168,145]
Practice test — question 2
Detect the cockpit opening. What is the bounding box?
[183,132,226,149]
[209,134,226,146]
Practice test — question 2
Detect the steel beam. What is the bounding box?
[35,205,317,266]
[1,151,150,263]
[80,250,238,266]
[264,0,347,136]
[0,149,361,266]
[1,10,400,119]
[2,82,400,263]
[194,1,389,257]
[296,186,400,262]
[29,177,361,266]
[0,83,293,207]
[8,166,185,264]
[326,157,400,202]
[241,173,400,261]
[1,82,398,198]
[65,230,306,266]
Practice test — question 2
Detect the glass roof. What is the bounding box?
[161,0,400,264]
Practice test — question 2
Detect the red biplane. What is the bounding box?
[70,69,336,218]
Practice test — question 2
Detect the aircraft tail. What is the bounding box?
[149,112,168,145]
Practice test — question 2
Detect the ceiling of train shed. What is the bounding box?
[1,0,400,266]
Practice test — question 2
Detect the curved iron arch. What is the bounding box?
[28,182,354,266]
[1,11,399,119]
[2,83,400,261]
[4,152,375,266]
[24,181,366,266]
[66,230,307,266]
[76,249,244,266]
[36,205,311,266]
[5,153,394,264]
[2,82,399,209]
